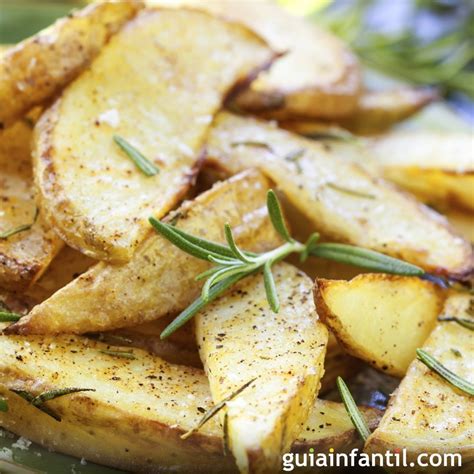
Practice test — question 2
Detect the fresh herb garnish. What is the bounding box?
[416,349,474,396]
[99,349,136,360]
[284,149,305,173]
[0,397,8,412]
[113,135,159,177]
[0,311,22,322]
[0,207,39,240]
[337,376,371,441]
[438,316,474,331]
[12,387,96,421]
[150,189,425,338]
[451,348,462,358]
[181,378,256,440]
[326,183,376,200]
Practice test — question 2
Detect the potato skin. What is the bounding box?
[314,274,446,377]
[365,293,474,471]
[34,8,275,262]
[0,1,142,127]
[0,120,63,291]
[205,112,473,278]
[8,170,282,335]
[0,335,381,473]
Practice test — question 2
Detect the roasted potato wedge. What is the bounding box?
[148,0,361,119]
[315,274,446,376]
[205,112,473,277]
[35,8,274,262]
[9,170,282,335]
[444,209,474,244]
[0,334,381,473]
[196,262,328,472]
[365,293,474,468]
[0,120,63,291]
[0,2,142,128]
[369,131,474,212]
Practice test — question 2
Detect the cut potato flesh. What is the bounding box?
[365,293,474,466]
[9,170,282,335]
[0,1,142,127]
[315,274,445,377]
[35,8,274,262]
[0,120,63,290]
[196,262,328,472]
[0,334,381,473]
[147,0,361,119]
[206,112,473,277]
[369,131,474,212]
[444,209,474,244]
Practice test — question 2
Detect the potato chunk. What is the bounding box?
[196,262,328,472]
[35,8,274,261]
[315,274,445,376]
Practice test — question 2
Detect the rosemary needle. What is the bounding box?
[113,135,159,176]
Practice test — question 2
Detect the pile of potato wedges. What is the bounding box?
[0,1,472,473]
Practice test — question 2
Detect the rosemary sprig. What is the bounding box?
[150,189,425,339]
[0,207,39,240]
[416,349,474,396]
[0,311,22,322]
[99,349,136,360]
[113,135,159,176]
[326,183,376,200]
[181,378,256,440]
[337,376,371,441]
[0,397,7,412]
[438,316,474,331]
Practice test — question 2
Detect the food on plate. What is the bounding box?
[365,293,474,464]
[8,170,282,335]
[205,112,473,277]
[0,1,142,127]
[195,262,328,472]
[368,131,474,212]
[34,8,275,262]
[0,334,380,473]
[315,274,445,376]
[147,0,361,119]
[0,119,63,291]
[444,209,474,244]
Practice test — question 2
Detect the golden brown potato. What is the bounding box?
[9,170,282,335]
[147,0,361,119]
[0,1,142,127]
[315,274,445,377]
[0,334,381,473]
[35,8,274,262]
[0,120,63,291]
[365,293,474,469]
[196,263,328,472]
[205,112,473,278]
[369,131,474,212]
[444,209,474,244]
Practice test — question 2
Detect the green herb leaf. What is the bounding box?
[113,135,159,176]
[224,224,252,263]
[284,148,305,173]
[416,349,474,396]
[310,243,425,276]
[0,311,22,322]
[181,378,256,440]
[31,387,96,406]
[0,398,8,412]
[267,190,293,243]
[99,349,136,360]
[263,261,279,313]
[438,316,474,331]
[0,207,39,240]
[337,377,371,441]
[300,232,320,262]
[326,183,376,200]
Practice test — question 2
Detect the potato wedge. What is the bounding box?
[9,170,282,335]
[314,274,446,376]
[369,131,474,212]
[147,0,361,119]
[0,120,63,291]
[205,112,473,277]
[365,293,474,467]
[0,2,142,127]
[196,262,328,472]
[0,334,381,473]
[444,209,474,244]
[35,8,274,262]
